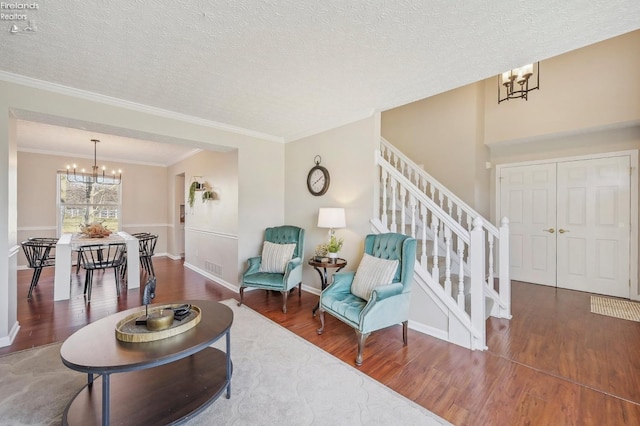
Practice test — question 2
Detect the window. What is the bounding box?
[57,173,122,235]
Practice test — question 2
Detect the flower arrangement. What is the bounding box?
[315,243,328,257]
[79,222,112,238]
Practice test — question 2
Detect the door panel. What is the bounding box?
[500,163,557,286]
[556,157,630,298]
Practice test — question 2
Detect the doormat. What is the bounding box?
[591,296,640,322]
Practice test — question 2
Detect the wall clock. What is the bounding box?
[307,155,330,196]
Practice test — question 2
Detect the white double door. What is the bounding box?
[500,155,631,298]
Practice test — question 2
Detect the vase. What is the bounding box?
[328,252,338,259]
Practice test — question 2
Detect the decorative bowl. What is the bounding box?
[146,309,175,331]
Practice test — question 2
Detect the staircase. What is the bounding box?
[374,137,511,351]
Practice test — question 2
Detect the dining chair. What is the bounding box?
[21,239,57,299]
[138,234,158,277]
[78,243,127,302]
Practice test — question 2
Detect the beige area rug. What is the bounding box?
[0,299,449,425]
[591,295,640,322]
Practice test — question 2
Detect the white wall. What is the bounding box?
[284,115,380,292]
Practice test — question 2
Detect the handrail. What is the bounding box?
[380,137,499,238]
[378,154,470,244]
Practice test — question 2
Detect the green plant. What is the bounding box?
[202,190,215,202]
[327,235,343,253]
[188,181,198,208]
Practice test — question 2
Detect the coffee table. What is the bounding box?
[60,300,233,426]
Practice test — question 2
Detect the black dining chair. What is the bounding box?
[138,234,158,277]
[21,239,57,299]
[78,243,127,302]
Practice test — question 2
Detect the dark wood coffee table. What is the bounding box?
[60,300,233,426]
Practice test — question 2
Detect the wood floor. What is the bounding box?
[4,257,640,425]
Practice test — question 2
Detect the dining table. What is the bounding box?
[54,232,140,301]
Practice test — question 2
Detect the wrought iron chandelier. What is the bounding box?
[498,62,540,103]
[65,139,122,185]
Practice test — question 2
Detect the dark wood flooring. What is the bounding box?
[4,257,640,425]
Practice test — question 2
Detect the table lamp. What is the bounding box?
[317,207,346,237]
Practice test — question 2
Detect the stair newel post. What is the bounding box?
[470,217,486,350]
[390,178,398,233]
[420,204,428,269]
[499,217,511,318]
[409,194,417,238]
[444,226,452,297]
[431,217,440,280]
[381,169,388,226]
[456,238,465,310]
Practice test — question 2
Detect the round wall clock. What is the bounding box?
[307,155,330,196]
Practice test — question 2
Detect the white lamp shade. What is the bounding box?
[317,208,346,229]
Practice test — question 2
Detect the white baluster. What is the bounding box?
[409,194,417,238]
[447,199,453,216]
[420,204,428,268]
[389,179,398,233]
[456,207,463,227]
[399,186,407,235]
[470,217,486,350]
[444,226,451,297]
[488,235,494,289]
[431,217,439,280]
[438,192,444,209]
[457,240,465,310]
[380,170,388,226]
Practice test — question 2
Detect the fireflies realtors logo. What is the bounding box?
[2,2,39,34]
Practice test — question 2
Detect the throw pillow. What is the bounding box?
[351,253,399,300]
[259,241,297,273]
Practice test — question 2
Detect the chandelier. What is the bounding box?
[498,62,540,103]
[65,139,122,185]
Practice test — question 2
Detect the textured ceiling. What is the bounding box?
[2,0,640,146]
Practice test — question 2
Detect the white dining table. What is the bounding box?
[54,232,140,301]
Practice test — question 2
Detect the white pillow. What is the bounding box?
[351,253,399,300]
[259,241,297,273]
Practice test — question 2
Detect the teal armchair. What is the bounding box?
[317,233,416,366]
[239,226,305,313]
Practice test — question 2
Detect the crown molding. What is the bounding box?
[0,71,285,144]
[283,109,375,142]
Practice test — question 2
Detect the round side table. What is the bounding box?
[308,257,347,316]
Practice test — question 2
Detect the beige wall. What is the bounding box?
[284,115,380,292]
[381,82,491,218]
[483,30,640,146]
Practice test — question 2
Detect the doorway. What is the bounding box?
[498,152,637,299]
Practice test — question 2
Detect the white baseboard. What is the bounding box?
[408,319,448,341]
[183,262,238,293]
[0,321,20,348]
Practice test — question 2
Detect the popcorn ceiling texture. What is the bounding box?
[1,0,639,141]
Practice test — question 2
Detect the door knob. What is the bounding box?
[558,229,569,234]
[542,228,555,233]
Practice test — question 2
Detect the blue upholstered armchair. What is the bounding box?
[317,233,417,366]
[239,226,305,313]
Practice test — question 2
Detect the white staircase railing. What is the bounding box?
[379,137,511,320]
[375,139,511,351]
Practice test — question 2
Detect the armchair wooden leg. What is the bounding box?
[316,310,325,334]
[402,321,408,345]
[298,282,302,296]
[237,286,245,307]
[355,331,371,367]
[280,290,288,313]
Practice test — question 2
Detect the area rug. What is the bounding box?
[591,295,640,322]
[0,299,449,425]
